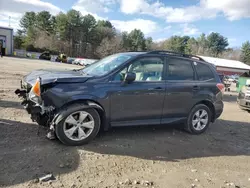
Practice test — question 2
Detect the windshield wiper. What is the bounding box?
[72,68,83,71]
[72,69,90,75]
[81,71,90,75]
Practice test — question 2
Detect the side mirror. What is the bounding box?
[124,72,136,83]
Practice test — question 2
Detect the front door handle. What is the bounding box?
[193,85,200,91]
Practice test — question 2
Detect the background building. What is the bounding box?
[199,55,250,75]
[0,26,13,56]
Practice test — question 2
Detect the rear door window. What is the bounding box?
[195,62,215,82]
[167,58,195,81]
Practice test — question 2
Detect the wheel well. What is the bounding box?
[60,99,107,130]
[196,100,215,122]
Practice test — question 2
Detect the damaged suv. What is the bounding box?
[15,51,224,146]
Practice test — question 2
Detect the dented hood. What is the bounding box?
[23,69,92,86]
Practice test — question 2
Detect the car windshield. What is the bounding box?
[81,54,133,76]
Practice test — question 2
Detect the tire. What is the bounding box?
[55,104,101,146]
[184,104,212,134]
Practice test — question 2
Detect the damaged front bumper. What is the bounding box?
[15,88,43,121]
[14,80,53,126]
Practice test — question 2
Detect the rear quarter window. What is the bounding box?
[195,62,215,82]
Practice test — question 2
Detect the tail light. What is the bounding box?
[217,83,225,94]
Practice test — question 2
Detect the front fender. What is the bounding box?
[70,94,98,102]
[51,99,109,131]
[54,103,90,125]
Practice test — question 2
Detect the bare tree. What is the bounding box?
[96,36,124,58]
[219,48,241,61]
[34,30,70,54]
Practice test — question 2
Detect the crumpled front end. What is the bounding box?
[15,78,54,127]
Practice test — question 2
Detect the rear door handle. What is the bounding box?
[148,87,164,91]
[193,85,200,91]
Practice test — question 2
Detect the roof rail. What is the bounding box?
[147,50,206,62]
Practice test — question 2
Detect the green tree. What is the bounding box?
[94,20,115,43]
[127,29,146,51]
[67,10,83,56]
[185,37,198,54]
[19,12,38,46]
[14,35,24,49]
[25,27,38,46]
[97,20,113,28]
[55,12,69,41]
[196,33,208,55]
[241,41,250,64]
[164,36,190,53]
[145,37,153,50]
[17,9,235,59]
[81,14,97,56]
[19,12,36,34]
[36,11,54,34]
[121,32,130,50]
[206,32,228,57]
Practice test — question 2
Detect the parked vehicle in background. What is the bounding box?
[226,75,239,83]
[237,85,250,112]
[15,50,224,146]
[219,74,231,91]
[79,59,98,67]
[66,57,75,64]
[72,58,98,66]
[78,59,86,66]
[55,53,67,63]
[39,51,51,61]
[227,77,234,83]
[72,58,83,65]
[233,76,239,83]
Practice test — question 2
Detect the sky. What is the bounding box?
[0,0,250,47]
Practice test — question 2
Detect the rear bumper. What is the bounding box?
[214,101,224,120]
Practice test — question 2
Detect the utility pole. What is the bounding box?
[9,16,11,27]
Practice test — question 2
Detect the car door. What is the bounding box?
[162,57,198,123]
[109,56,167,126]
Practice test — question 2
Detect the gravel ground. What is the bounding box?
[0,57,250,188]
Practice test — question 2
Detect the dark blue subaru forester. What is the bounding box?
[15,51,224,145]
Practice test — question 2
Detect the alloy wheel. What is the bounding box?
[192,109,208,131]
[63,111,95,141]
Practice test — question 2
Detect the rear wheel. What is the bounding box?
[55,105,100,146]
[184,104,211,134]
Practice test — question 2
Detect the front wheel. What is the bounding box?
[184,104,211,134]
[55,106,101,146]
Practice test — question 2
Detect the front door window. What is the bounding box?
[114,57,164,82]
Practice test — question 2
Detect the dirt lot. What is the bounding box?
[0,57,250,188]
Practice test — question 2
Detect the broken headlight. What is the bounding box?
[29,77,42,104]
